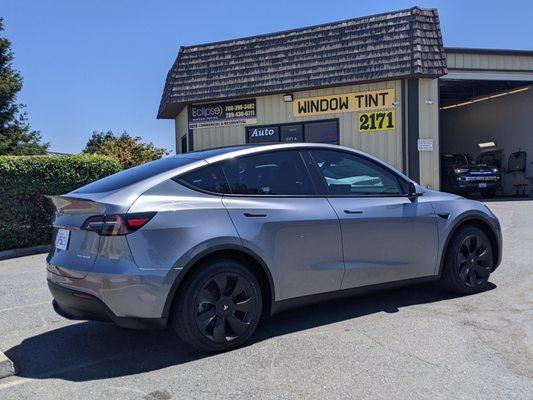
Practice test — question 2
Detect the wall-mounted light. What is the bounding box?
[392,100,400,106]
[283,94,293,102]
[425,99,433,105]
[478,141,496,148]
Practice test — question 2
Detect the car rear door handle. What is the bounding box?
[243,212,267,218]
[343,210,363,214]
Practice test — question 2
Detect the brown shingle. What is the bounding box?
[158,6,447,119]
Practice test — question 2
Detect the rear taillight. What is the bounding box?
[81,212,156,236]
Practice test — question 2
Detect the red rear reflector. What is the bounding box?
[71,291,93,300]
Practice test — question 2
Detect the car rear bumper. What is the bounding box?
[48,280,166,329]
[46,252,179,328]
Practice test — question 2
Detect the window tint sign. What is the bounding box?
[293,89,395,117]
[189,99,257,129]
[246,126,280,143]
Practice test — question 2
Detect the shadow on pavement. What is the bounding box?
[6,281,496,382]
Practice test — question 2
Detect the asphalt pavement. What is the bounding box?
[0,200,532,399]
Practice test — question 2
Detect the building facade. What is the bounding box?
[158,7,533,194]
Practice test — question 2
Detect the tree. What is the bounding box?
[83,131,169,169]
[0,18,49,155]
[83,130,115,154]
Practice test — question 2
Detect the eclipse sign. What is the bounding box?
[189,99,257,129]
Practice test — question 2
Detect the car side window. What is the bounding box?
[175,164,230,194]
[310,150,404,196]
[222,151,314,195]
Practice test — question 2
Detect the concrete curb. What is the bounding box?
[0,352,16,379]
[0,244,51,261]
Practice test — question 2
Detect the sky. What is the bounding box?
[2,0,533,154]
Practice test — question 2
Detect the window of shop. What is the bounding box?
[246,119,339,145]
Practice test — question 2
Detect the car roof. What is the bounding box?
[197,143,365,162]
[192,142,410,181]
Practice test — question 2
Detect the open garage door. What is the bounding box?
[439,78,533,198]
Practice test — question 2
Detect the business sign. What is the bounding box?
[358,110,395,133]
[246,126,280,143]
[189,99,257,129]
[293,89,395,117]
[417,138,434,152]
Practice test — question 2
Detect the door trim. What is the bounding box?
[270,275,439,316]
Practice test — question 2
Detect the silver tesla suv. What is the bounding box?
[47,143,502,352]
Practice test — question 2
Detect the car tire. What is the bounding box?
[171,258,262,353]
[441,226,494,294]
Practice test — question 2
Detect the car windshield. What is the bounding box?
[451,154,475,166]
[464,154,477,165]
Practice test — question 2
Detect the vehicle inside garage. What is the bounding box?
[439,49,533,198]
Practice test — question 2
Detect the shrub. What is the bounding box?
[0,154,121,251]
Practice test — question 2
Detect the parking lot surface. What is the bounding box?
[0,200,532,400]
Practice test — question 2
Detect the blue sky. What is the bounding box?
[2,0,533,154]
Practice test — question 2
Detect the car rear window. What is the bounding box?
[175,165,230,194]
[73,155,201,193]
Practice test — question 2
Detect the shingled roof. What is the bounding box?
[158,6,447,119]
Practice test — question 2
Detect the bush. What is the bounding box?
[0,154,122,251]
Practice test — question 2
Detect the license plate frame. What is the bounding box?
[55,228,70,251]
[479,183,487,188]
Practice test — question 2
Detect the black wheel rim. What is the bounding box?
[195,272,257,344]
[457,234,493,287]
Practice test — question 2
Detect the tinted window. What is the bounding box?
[304,121,339,144]
[74,155,201,194]
[176,165,229,194]
[310,150,403,195]
[280,124,303,142]
[222,151,313,195]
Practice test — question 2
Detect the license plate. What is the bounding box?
[55,229,70,251]
[479,183,487,188]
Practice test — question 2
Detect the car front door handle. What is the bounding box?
[243,212,267,218]
[343,210,363,214]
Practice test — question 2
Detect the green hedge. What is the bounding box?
[0,155,122,251]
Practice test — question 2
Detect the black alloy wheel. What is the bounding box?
[195,272,257,343]
[172,258,262,352]
[442,226,494,294]
[456,234,493,287]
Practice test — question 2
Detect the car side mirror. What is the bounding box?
[407,182,422,202]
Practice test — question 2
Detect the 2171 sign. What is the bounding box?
[358,110,395,133]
